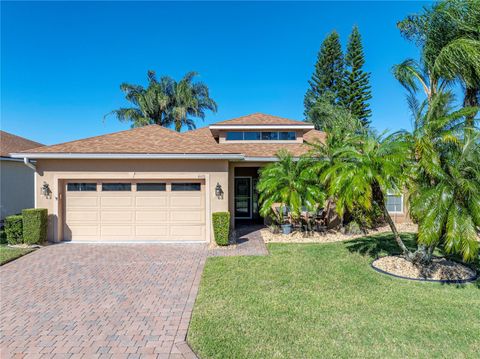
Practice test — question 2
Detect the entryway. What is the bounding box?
[234,167,263,225]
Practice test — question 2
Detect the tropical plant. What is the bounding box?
[394,0,480,124]
[257,150,325,225]
[106,70,217,131]
[341,25,372,126]
[403,91,480,262]
[312,131,413,256]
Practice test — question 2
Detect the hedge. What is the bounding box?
[0,228,6,244]
[22,208,48,245]
[212,212,230,246]
[5,215,23,245]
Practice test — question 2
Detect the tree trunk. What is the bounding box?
[381,203,412,258]
[463,87,479,129]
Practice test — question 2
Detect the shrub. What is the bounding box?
[0,227,6,244]
[5,215,23,245]
[22,208,48,245]
[212,212,230,246]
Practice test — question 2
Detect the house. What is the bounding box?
[1,131,43,221]
[10,113,408,243]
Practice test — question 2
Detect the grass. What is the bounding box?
[188,233,480,358]
[0,244,35,265]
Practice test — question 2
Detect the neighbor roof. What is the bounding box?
[16,125,240,156]
[0,131,43,157]
[212,113,313,126]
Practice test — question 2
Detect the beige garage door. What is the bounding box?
[64,180,206,241]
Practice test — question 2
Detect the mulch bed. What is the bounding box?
[372,255,477,282]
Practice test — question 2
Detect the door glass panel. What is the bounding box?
[235,178,251,218]
[171,183,201,191]
[137,183,166,191]
[102,183,131,191]
[67,183,97,191]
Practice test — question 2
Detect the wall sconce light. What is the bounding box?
[41,182,51,198]
[215,182,224,199]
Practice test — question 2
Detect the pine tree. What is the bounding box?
[304,31,344,119]
[341,26,372,126]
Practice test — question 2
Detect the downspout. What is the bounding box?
[23,157,36,170]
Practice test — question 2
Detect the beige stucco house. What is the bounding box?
[10,114,408,243]
[1,131,43,221]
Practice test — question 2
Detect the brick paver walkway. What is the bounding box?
[0,243,207,359]
[208,225,268,257]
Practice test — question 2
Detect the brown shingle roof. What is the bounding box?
[20,125,238,155]
[0,131,43,157]
[213,113,311,126]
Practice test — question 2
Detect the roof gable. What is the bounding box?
[212,113,311,126]
[0,131,43,157]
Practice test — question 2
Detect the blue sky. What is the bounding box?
[2,1,429,145]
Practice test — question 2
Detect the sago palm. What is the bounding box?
[257,150,325,223]
[404,92,480,262]
[317,131,414,257]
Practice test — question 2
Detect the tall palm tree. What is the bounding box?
[167,72,218,132]
[106,70,217,131]
[257,150,325,224]
[394,0,480,122]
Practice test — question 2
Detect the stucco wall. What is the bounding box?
[35,159,229,242]
[0,159,35,220]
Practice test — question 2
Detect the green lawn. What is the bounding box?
[188,233,480,358]
[0,245,34,265]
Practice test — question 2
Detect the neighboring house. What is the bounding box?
[10,113,409,243]
[0,131,43,221]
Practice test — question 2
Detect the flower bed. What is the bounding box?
[261,223,418,243]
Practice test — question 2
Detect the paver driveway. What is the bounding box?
[0,243,207,359]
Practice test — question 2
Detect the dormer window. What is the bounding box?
[225,131,296,141]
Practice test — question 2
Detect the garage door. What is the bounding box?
[64,180,206,241]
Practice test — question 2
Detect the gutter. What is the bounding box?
[10,153,245,160]
[23,157,36,170]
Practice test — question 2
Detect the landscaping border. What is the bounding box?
[371,258,479,284]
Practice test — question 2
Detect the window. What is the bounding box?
[244,131,261,140]
[137,183,166,191]
[386,193,403,213]
[225,131,297,141]
[279,131,296,140]
[67,183,97,191]
[226,132,243,140]
[102,183,131,191]
[261,132,279,140]
[171,183,201,191]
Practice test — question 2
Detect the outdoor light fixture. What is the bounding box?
[41,182,51,198]
[215,182,223,199]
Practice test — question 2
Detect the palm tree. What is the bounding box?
[313,131,414,257]
[106,70,217,131]
[257,150,325,224]
[394,0,480,123]
[403,92,479,262]
[167,72,218,132]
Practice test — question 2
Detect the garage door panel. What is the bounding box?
[135,210,168,223]
[170,225,204,240]
[101,225,134,236]
[65,180,205,241]
[135,196,167,207]
[66,196,98,207]
[170,210,203,222]
[170,196,202,208]
[66,211,98,222]
[100,210,133,222]
[135,225,168,236]
[101,196,132,207]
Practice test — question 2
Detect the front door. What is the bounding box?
[234,177,251,219]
